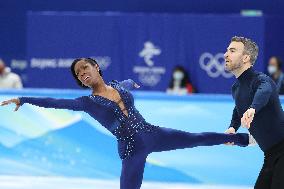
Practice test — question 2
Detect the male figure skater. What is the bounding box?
[224,36,284,189]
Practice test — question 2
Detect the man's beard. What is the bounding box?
[225,60,242,72]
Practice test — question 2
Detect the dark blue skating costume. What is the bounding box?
[20,79,249,189]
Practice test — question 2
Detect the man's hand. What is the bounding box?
[241,108,256,129]
[1,98,21,111]
[224,127,236,145]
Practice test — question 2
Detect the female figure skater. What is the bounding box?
[1,58,251,189]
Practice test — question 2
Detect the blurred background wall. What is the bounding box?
[0,0,284,93]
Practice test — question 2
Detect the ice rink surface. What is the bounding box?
[0,176,252,189]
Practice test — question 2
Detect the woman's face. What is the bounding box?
[74,60,100,87]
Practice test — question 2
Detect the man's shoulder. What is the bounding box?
[252,70,276,91]
[254,70,270,80]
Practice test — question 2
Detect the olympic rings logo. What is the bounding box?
[199,52,233,78]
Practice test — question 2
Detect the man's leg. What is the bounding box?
[254,158,273,189]
[271,155,284,189]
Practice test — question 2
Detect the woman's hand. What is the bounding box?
[1,98,21,111]
[224,127,236,145]
[134,83,140,89]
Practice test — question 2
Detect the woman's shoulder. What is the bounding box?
[76,95,93,102]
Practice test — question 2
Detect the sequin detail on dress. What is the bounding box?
[89,80,157,159]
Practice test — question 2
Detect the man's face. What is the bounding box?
[224,41,245,72]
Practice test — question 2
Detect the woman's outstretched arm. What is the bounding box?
[1,96,86,111]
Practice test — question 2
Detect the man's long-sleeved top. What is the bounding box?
[230,67,284,152]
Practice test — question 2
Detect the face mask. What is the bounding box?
[268,65,277,75]
[173,71,184,80]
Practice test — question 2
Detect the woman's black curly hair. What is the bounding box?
[71,58,102,88]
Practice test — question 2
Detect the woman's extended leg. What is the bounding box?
[148,127,249,153]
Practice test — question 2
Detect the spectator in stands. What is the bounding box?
[0,59,23,89]
[167,65,195,95]
[267,56,284,94]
